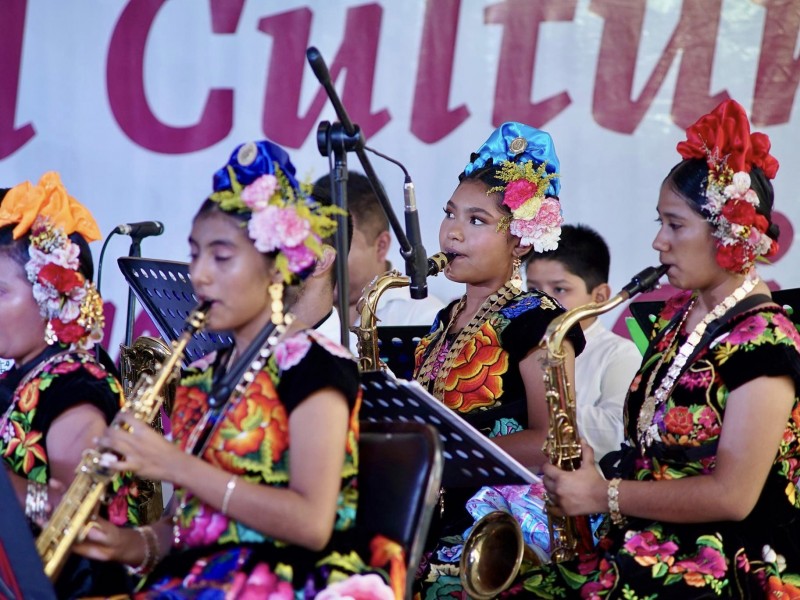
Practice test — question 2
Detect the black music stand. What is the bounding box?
[376,325,430,381]
[630,287,800,340]
[360,371,537,488]
[0,468,56,599]
[117,257,232,364]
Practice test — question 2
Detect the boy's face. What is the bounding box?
[526,259,596,311]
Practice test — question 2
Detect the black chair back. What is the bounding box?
[357,421,443,598]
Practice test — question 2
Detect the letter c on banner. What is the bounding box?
[106,0,233,154]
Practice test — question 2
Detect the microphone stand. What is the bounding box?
[123,237,143,347]
[307,47,429,346]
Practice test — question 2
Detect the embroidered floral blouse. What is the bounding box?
[514,293,800,599]
[147,329,398,597]
[413,290,585,436]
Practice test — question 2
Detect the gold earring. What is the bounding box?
[269,282,285,326]
[511,257,523,292]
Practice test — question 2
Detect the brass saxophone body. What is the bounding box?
[460,265,667,597]
[36,302,210,580]
[353,252,452,372]
[542,264,667,562]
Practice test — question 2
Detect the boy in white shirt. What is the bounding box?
[526,224,641,465]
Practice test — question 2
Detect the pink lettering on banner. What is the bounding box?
[752,0,800,125]
[258,4,390,148]
[107,0,234,153]
[411,0,469,143]
[590,0,728,133]
[209,0,246,33]
[486,0,577,127]
[0,0,35,160]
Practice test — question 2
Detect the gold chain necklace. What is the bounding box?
[415,280,518,400]
[637,276,758,449]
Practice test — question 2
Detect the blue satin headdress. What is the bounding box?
[463,122,561,197]
[212,140,301,195]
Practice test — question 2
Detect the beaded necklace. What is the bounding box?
[637,275,758,449]
[415,280,519,400]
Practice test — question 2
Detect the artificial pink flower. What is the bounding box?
[241,174,279,210]
[282,242,317,274]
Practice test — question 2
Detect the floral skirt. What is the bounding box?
[136,539,401,599]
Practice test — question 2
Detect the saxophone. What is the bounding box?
[353,252,452,372]
[119,335,178,524]
[460,265,667,598]
[541,264,667,562]
[36,302,210,580]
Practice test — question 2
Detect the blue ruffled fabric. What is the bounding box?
[463,121,561,197]
[212,140,300,193]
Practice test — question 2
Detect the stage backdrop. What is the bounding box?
[1,0,799,356]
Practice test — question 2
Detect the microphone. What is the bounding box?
[403,175,430,299]
[113,221,164,239]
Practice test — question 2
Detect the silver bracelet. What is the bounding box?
[221,475,238,515]
[126,525,160,576]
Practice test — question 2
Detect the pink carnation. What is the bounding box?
[536,197,563,228]
[283,240,317,273]
[248,205,312,255]
[241,174,278,209]
[503,179,539,211]
[248,205,283,252]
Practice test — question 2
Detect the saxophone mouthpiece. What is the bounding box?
[621,264,670,298]
[427,252,455,276]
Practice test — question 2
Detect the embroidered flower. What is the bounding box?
[274,334,312,371]
[726,313,768,345]
[181,505,230,546]
[664,406,694,436]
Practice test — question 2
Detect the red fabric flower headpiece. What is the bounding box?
[675,100,779,274]
[676,99,779,180]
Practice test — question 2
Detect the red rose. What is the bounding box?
[721,199,756,226]
[664,406,693,435]
[715,243,749,273]
[752,214,769,234]
[38,263,83,293]
[50,318,85,344]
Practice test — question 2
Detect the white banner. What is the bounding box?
[2,0,799,355]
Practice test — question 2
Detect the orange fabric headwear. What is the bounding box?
[0,172,101,242]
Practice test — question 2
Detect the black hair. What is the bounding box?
[0,224,95,281]
[526,224,610,292]
[664,158,780,242]
[314,171,386,243]
[309,175,354,252]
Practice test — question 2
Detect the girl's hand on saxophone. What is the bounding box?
[96,412,186,482]
[541,441,607,517]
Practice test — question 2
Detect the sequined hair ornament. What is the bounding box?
[463,121,563,252]
[0,172,105,350]
[676,99,779,274]
[209,140,344,285]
